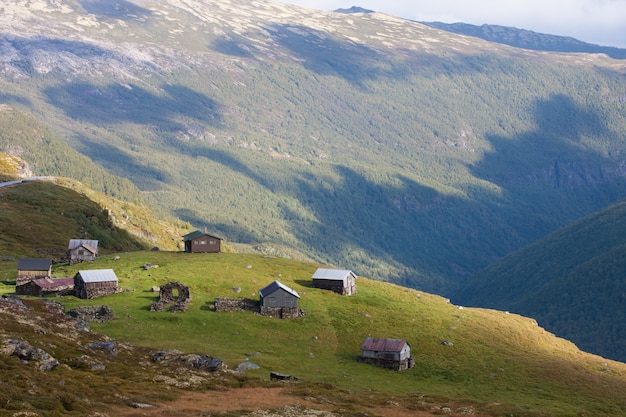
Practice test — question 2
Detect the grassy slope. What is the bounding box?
[0,178,188,265]
[0,251,617,416]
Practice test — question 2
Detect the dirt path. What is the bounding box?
[108,387,476,417]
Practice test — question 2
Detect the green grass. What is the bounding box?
[1,250,621,416]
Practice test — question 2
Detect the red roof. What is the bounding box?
[360,337,409,352]
[32,278,74,289]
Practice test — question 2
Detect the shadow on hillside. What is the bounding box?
[78,0,152,20]
[73,138,169,191]
[469,93,623,210]
[0,94,31,106]
[211,36,256,58]
[264,24,389,87]
[44,82,223,129]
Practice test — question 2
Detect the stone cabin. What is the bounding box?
[258,280,303,319]
[74,269,119,299]
[68,239,99,264]
[20,278,75,297]
[182,230,222,253]
[311,268,357,296]
[358,337,415,371]
[16,258,52,295]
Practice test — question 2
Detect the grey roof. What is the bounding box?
[17,258,52,271]
[311,268,356,281]
[182,230,222,241]
[361,337,409,352]
[76,269,118,283]
[259,280,300,299]
[68,239,99,252]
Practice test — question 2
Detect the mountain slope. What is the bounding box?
[421,22,626,59]
[1,0,626,295]
[455,198,626,362]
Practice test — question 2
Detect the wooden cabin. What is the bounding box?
[68,239,99,264]
[16,258,52,295]
[358,337,415,371]
[311,268,357,296]
[182,230,222,253]
[74,269,119,299]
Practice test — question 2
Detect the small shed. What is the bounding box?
[311,268,357,296]
[358,337,415,371]
[68,239,99,264]
[259,280,300,308]
[74,269,119,299]
[16,258,52,294]
[182,230,222,253]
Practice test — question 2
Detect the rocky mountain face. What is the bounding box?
[1,0,626,296]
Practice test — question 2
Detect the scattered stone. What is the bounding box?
[87,341,118,355]
[232,286,241,293]
[441,340,454,347]
[143,263,159,270]
[67,305,115,322]
[236,362,260,373]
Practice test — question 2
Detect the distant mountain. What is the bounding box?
[1,0,626,297]
[421,22,626,59]
[455,198,626,362]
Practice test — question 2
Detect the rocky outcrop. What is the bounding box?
[2,339,59,371]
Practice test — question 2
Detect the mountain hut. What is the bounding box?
[311,268,357,296]
[16,258,52,295]
[68,239,99,264]
[358,337,415,371]
[182,230,222,253]
[74,269,119,299]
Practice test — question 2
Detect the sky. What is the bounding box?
[280,0,626,49]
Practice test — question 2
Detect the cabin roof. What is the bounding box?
[182,230,222,241]
[32,277,74,289]
[311,268,356,281]
[17,258,52,271]
[68,239,99,253]
[259,280,300,299]
[76,269,118,283]
[360,337,409,352]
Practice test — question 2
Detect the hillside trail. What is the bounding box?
[107,386,476,416]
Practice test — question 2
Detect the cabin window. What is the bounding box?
[196,240,207,245]
[209,240,215,245]
[78,250,84,255]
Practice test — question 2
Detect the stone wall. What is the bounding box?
[214,297,259,312]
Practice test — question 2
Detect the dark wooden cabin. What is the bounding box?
[74,269,119,299]
[68,239,99,264]
[358,337,415,371]
[16,258,52,295]
[311,268,357,296]
[182,230,222,253]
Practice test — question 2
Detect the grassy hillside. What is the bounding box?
[2,251,626,416]
[3,1,626,295]
[0,176,188,265]
[455,198,626,363]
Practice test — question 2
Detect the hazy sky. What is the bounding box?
[280,0,626,49]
